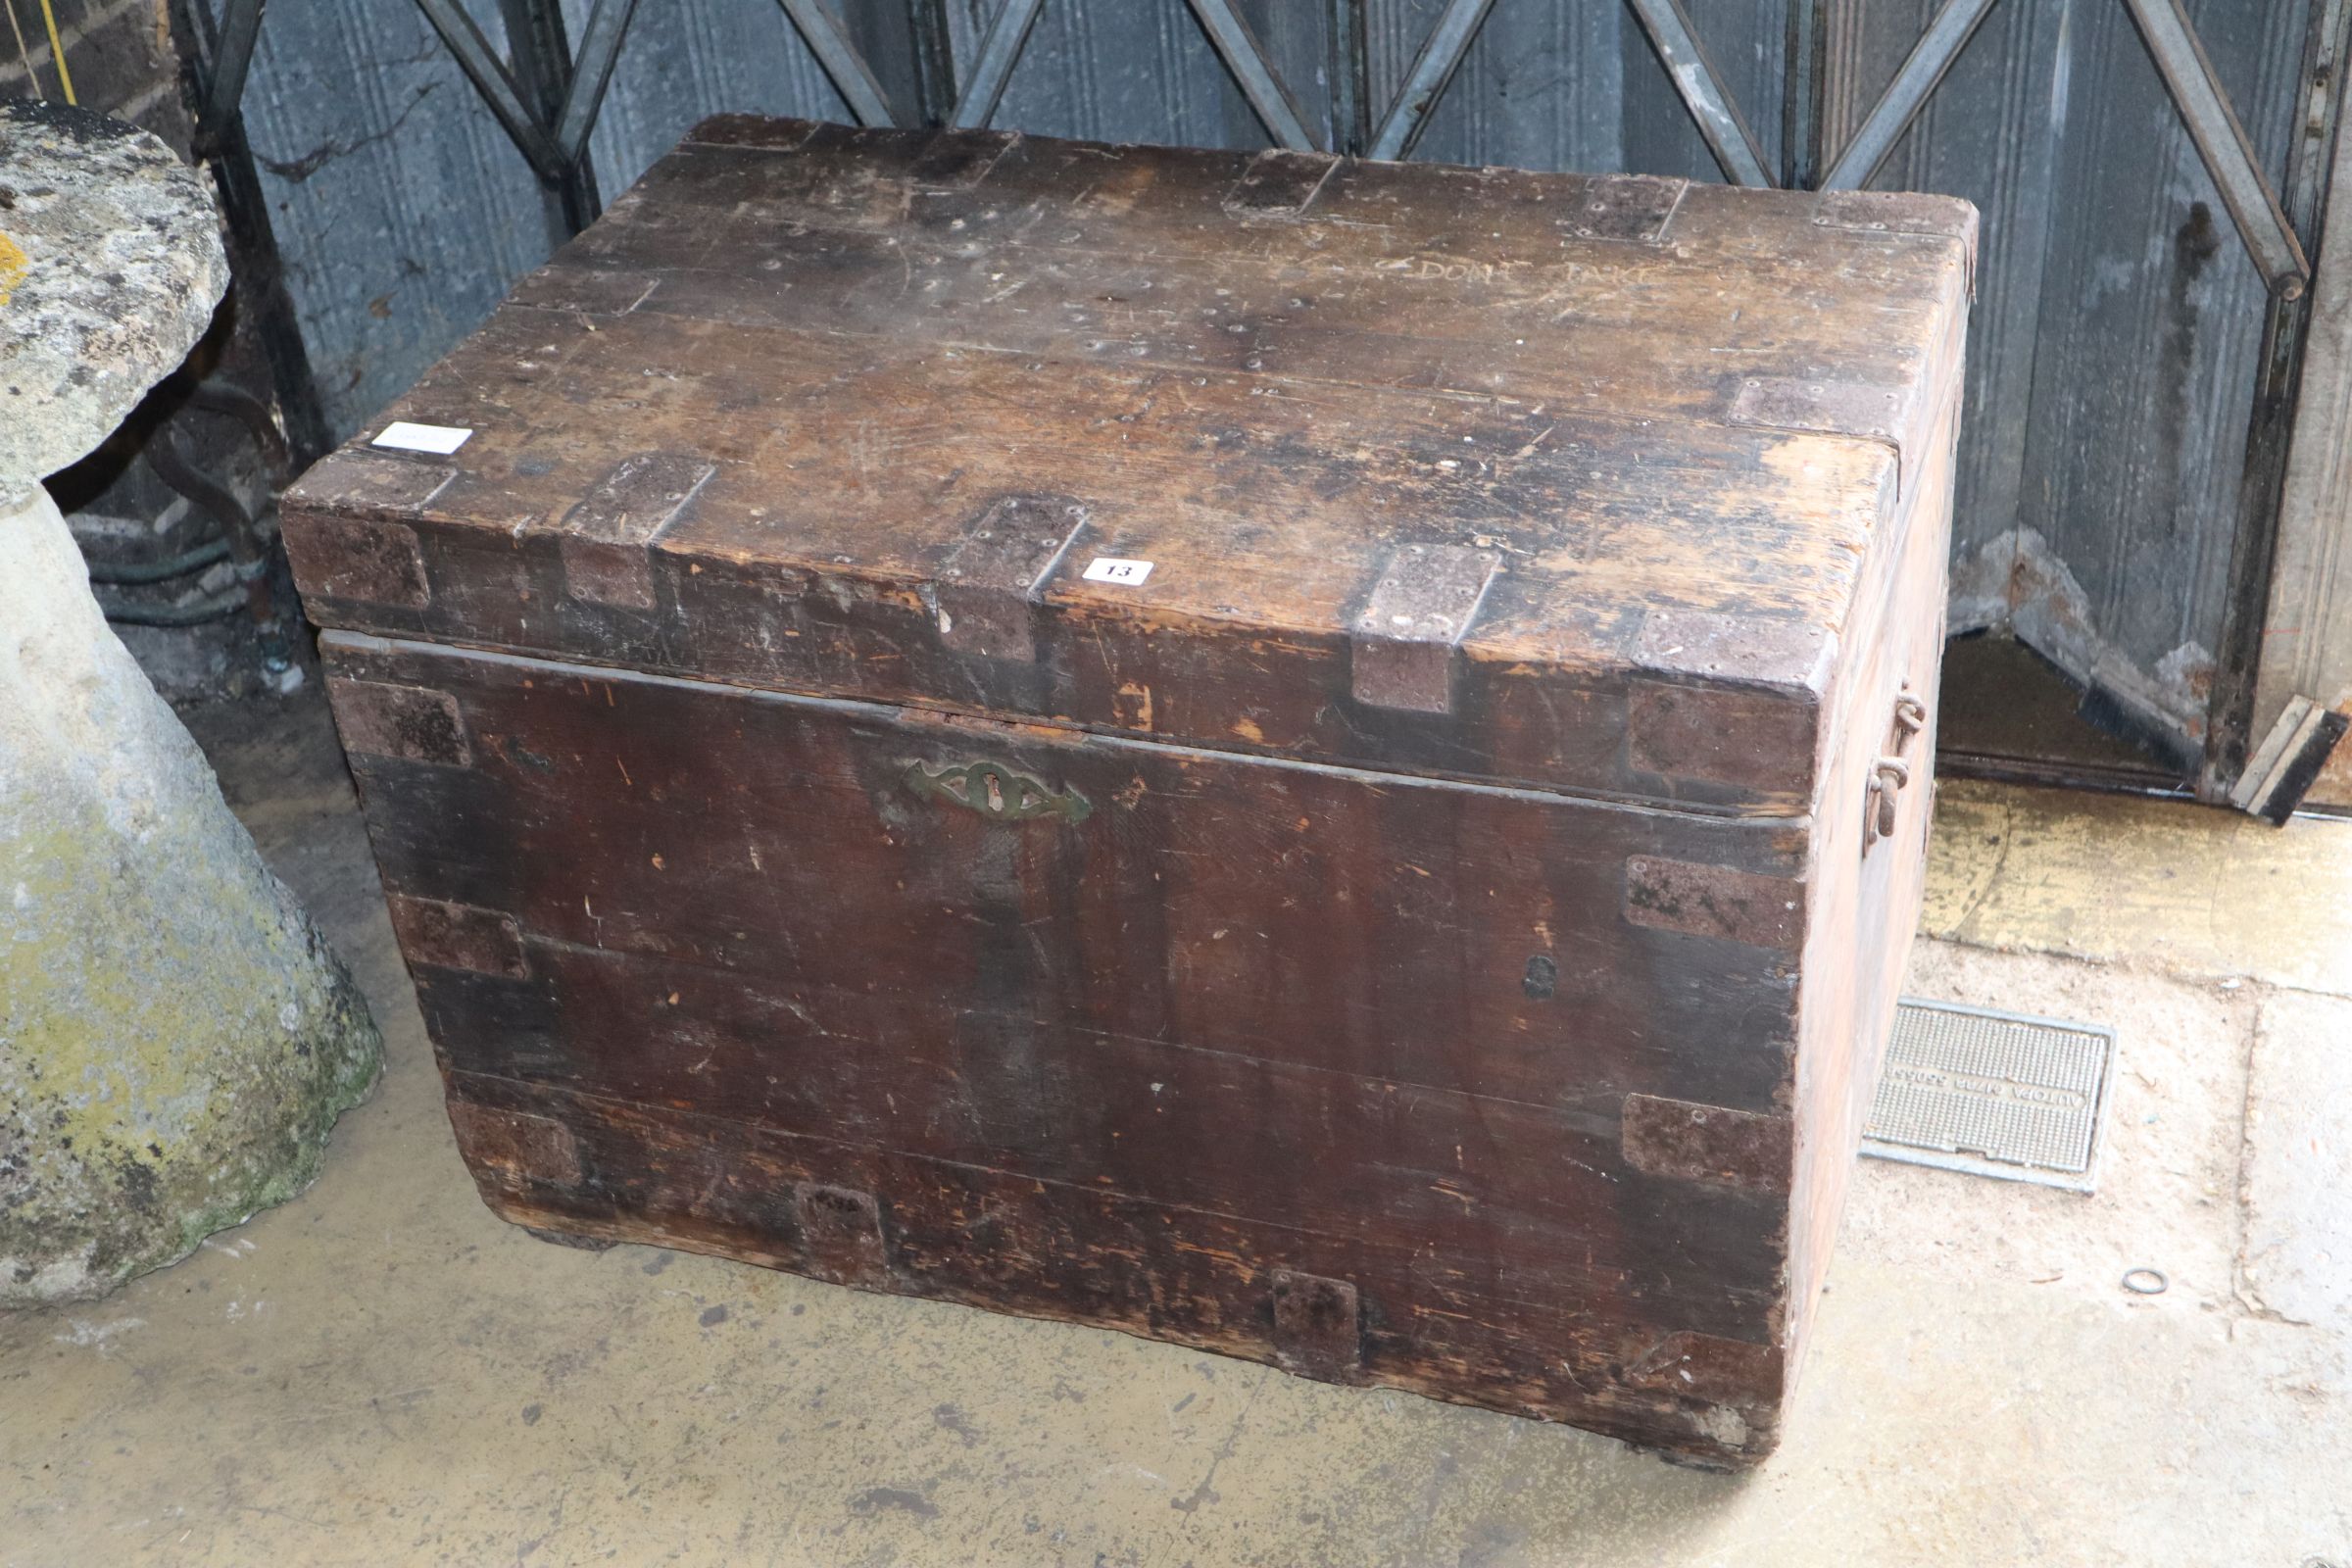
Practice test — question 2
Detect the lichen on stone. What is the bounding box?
[0,100,229,495]
[1,485,383,1305]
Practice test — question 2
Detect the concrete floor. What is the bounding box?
[7,687,2352,1567]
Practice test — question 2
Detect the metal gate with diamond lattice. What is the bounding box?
[170,0,2352,804]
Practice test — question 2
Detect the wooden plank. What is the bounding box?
[324,632,1809,1121]
[310,307,1898,641]
[660,118,1968,282]
[1785,363,1959,1354]
[443,1070,1788,1465]
[568,126,1969,481]
[418,935,1789,1336]
[287,304,1897,809]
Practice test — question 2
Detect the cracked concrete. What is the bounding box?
[1,710,2348,1564]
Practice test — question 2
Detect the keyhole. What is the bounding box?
[981,769,1005,813]
[1523,955,1557,1001]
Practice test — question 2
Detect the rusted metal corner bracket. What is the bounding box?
[1349,543,1500,714]
[1271,1269,1362,1378]
[933,494,1090,662]
[792,1182,892,1287]
[1620,1093,1792,1195]
[1726,375,1912,499]
[559,451,715,611]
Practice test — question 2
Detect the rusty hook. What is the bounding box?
[1866,756,1911,844]
[1892,689,1928,746]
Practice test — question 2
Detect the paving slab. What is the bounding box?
[1924,778,2352,998]
[2240,989,2352,1333]
[1847,941,2251,1316]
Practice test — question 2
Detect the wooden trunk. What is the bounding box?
[284,118,1972,1467]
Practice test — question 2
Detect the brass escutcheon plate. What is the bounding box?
[905,759,1092,824]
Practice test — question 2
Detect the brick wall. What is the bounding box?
[0,0,192,151]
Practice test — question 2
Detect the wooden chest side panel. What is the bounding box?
[1785,370,1963,1366]
[324,633,1808,1120]
[415,937,1784,1344]
[322,633,1805,1360]
[443,1069,1787,1466]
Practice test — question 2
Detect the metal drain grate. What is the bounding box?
[1860,999,2116,1192]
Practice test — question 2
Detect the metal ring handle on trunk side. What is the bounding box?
[1864,684,1930,850]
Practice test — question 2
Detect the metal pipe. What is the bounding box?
[499,0,600,231]
[84,537,232,586]
[906,0,958,126]
[144,416,272,625]
[1328,0,1369,155]
[1781,0,1825,191]
[1624,0,1775,187]
[1185,0,1320,152]
[1367,0,1495,161]
[2120,0,2311,298]
[949,0,1044,130]
[184,379,292,477]
[93,588,251,627]
[133,376,292,634]
[1820,0,2003,191]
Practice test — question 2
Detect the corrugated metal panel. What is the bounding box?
[1364,0,1623,172]
[1618,0,1781,182]
[1822,0,2322,766]
[234,2,552,436]
[1825,0,2072,630]
[2009,1,2307,751]
[561,0,852,198]
[234,0,858,437]
[949,0,1240,148]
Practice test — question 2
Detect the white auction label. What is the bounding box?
[372,420,473,455]
[1082,558,1154,586]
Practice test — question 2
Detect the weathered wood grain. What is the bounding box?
[1785,365,1959,1361]
[326,632,1808,1116]
[443,1069,1790,1464]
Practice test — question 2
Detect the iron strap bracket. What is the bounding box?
[932,494,1090,663]
[1348,543,1501,716]
[558,451,714,611]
